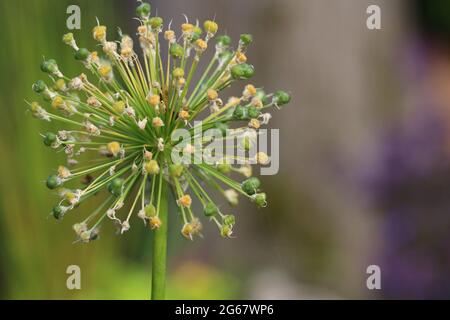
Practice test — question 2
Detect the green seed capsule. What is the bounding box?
[190,32,201,42]
[170,43,184,59]
[43,132,57,146]
[108,178,124,196]
[136,2,151,19]
[253,193,267,208]
[169,164,184,178]
[172,67,185,78]
[216,35,231,46]
[230,65,245,79]
[32,80,47,93]
[194,26,203,36]
[204,20,218,34]
[52,205,64,220]
[242,177,261,195]
[46,175,61,190]
[243,64,255,78]
[74,48,90,60]
[190,26,203,42]
[222,214,236,226]
[240,34,253,46]
[247,106,261,119]
[40,59,58,74]
[231,63,254,80]
[217,163,231,174]
[220,224,232,238]
[233,105,245,120]
[274,90,291,105]
[256,89,269,105]
[204,202,218,217]
[149,16,163,29]
[144,204,156,217]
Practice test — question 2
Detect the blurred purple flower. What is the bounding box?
[362,40,450,299]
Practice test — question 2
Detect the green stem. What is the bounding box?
[151,180,168,300]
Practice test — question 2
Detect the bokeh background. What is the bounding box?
[1,0,450,299]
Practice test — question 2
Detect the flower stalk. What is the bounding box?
[151,179,167,300]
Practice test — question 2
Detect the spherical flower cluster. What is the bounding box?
[28,1,291,243]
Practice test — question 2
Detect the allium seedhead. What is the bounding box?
[28,1,291,243]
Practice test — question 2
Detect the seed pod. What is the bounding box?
[253,193,267,208]
[222,214,235,226]
[169,164,184,178]
[240,34,253,46]
[149,16,163,29]
[170,43,184,59]
[217,163,231,174]
[256,88,270,105]
[113,101,126,113]
[203,202,218,217]
[145,160,160,175]
[43,132,57,147]
[52,205,64,220]
[172,68,185,78]
[231,63,254,80]
[40,59,58,74]
[46,175,62,190]
[204,20,218,34]
[32,80,47,93]
[144,204,156,218]
[74,48,90,60]
[190,26,203,42]
[233,105,245,120]
[247,106,261,119]
[274,90,291,106]
[108,178,124,196]
[54,79,67,92]
[220,224,233,238]
[216,35,231,46]
[242,177,261,195]
[136,2,151,19]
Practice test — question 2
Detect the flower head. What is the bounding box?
[28,1,291,242]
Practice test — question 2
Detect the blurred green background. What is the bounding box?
[2,0,450,299]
